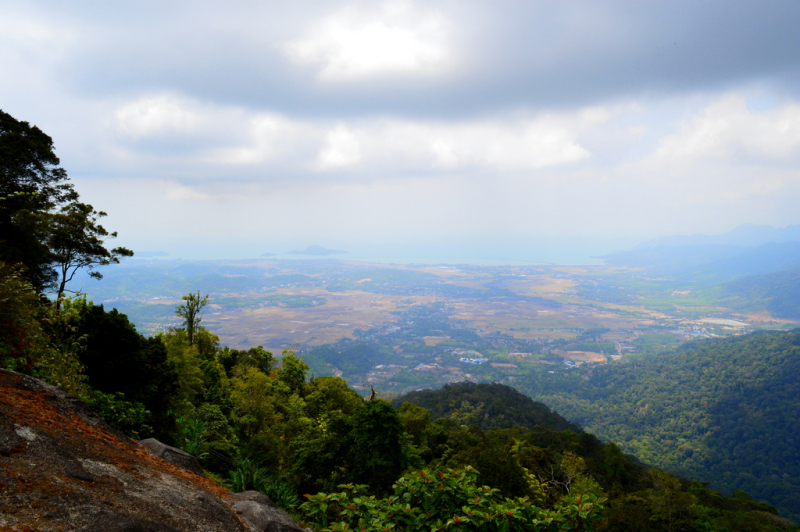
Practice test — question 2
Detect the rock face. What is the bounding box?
[0,369,306,532]
[139,437,206,477]
[231,492,305,532]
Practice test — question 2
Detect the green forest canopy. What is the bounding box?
[520,330,800,522]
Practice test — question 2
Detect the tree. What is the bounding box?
[75,301,178,436]
[0,110,76,291]
[175,291,209,346]
[301,467,606,532]
[277,354,310,394]
[229,346,278,376]
[348,399,409,493]
[48,201,133,301]
[0,262,51,370]
[0,110,132,295]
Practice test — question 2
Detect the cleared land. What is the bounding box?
[91,260,798,354]
[201,289,437,350]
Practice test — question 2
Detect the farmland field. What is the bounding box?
[77,259,797,359]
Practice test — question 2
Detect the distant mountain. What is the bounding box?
[288,245,348,256]
[260,252,276,257]
[394,381,581,433]
[636,223,800,249]
[604,241,800,282]
[720,267,800,319]
[698,242,800,280]
[604,244,748,272]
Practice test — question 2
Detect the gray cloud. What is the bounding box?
[4,0,800,260]
[16,0,797,118]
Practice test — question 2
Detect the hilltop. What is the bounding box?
[393,381,580,432]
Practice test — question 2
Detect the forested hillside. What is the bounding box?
[394,382,580,432]
[720,267,800,319]
[519,330,800,521]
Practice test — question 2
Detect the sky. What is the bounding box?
[3,1,800,263]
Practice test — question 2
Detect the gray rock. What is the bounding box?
[233,500,306,532]
[81,509,182,532]
[0,411,24,455]
[139,437,206,477]
[0,369,253,532]
[233,490,277,508]
[64,464,96,482]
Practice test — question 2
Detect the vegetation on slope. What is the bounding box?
[520,330,800,521]
[4,263,798,530]
[394,382,580,433]
[720,267,800,319]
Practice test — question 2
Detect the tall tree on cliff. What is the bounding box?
[0,110,132,296]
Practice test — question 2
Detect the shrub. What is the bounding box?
[301,466,605,532]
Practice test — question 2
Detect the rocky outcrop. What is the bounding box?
[139,437,206,477]
[0,369,306,532]
[231,492,305,532]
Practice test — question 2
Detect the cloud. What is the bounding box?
[283,2,451,81]
[654,95,800,164]
[7,2,800,120]
[339,112,602,172]
[115,95,205,139]
[423,109,608,170]
[8,1,800,259]
[108,95,605,175]
[162,181,213,201]
[207,114,316,166]
[318,125,362,168]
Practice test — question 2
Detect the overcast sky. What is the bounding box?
[3,1,800,262]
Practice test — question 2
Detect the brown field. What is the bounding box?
[449,298,650,340]
[194,268,656,348]
[127,263,761,352]
[552,349,606,364]
[200,288,437,350]
[501,276,579,297]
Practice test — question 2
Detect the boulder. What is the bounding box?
[0,369,307,532]
[139,437,206,477]
[233,490,277,508]
[232,499,306,532]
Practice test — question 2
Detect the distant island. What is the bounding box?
[260,252,276,257]
[289,245,348,256]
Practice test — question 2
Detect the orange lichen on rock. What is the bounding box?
[0,369,248,532]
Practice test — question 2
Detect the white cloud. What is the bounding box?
[318,125,362,168]
[423,115,597,170]
[115,95,205,139]
[654,95,800,163]
[96,91,800,249]
[208,114,312,165]
[352,108,608,171]
[163,181,213,201]
[109,95,604,175]
[283,2,451,81]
